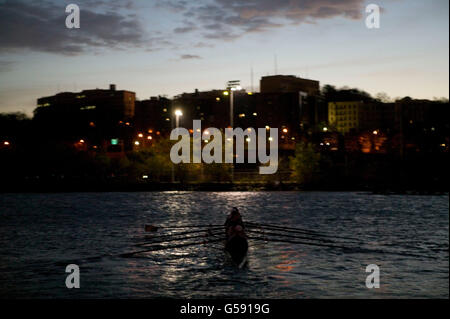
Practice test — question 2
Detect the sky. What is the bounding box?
[0,0,448,115]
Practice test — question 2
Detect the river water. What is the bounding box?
[0,192,448,298]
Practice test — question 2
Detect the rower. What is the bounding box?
[228,225,246,240]
[225,207,244,238]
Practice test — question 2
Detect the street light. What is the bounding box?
[174,109,183,128]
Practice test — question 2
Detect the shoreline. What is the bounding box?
[1,181,448,195]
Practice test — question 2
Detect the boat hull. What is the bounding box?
[225,235,248,267]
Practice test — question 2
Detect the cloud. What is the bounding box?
[0,0,368,55]
[165,0,366,40]
[0,0,148,55]
[180,54,202,60]
[174,21,197,34]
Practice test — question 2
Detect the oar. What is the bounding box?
[247,236,438,259]
[248,235,355,251]
[145,224,223,232]
[140,226,223,241]
[246,222,361,242]
[246,228,338,244]
[136,229,224,247]
[120,238,224,258]
[245,222,321,234]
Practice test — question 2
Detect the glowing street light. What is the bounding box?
[373,130,378,135]
[134,141,140,146]
[174,109,183,128]
[323,127,328,132]
[138,133,144,138]
[282,128,288,133]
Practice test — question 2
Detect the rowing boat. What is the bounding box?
[225,228,248,268]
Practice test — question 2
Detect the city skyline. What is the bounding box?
[0,0,449,115]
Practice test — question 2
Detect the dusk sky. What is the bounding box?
[0,0,448,115]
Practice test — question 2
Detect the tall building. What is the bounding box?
[259,75,321,130]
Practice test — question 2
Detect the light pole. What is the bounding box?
[172,109,183,183]
[226,80,241,183]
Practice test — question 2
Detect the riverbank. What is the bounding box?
[1,179,448,194]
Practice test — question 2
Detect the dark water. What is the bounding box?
[0,192,448,298]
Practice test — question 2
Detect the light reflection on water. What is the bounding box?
[0,191,448,298]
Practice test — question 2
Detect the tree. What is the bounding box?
[289,142,321,185]
[375,92,392,103]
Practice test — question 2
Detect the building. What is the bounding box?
[135,96,172,135]
[172,89,257,130]
[328,101,363,134]
[394,97,450,154]
[328,101,395,134]
[259,75,322,131]
[36,84,135,122]
[34,84,136,151]
[260,75,320,96]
